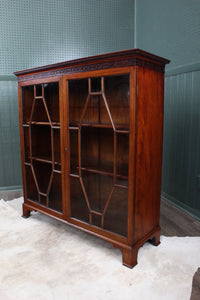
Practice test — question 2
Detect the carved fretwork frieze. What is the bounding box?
[17,58,165,82]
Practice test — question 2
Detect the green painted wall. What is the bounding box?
[0,0,134,74]
[162,72,200,218]
[135,0,200,70]
[135,0,200,219]
[0,0,135,190]
[0,80,21,190]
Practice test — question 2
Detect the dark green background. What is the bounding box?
[0,0,199,219]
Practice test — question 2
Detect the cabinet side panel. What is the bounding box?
[134,67,164,242]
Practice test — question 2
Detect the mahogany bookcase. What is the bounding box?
[14,49,169,268]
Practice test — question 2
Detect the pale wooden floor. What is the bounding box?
[160,199,200,236]
[1,191,200,299]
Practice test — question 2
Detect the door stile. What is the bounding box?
[60,76,70,220]
[127,66,137,245]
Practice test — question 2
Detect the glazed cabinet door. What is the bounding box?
[20,80,63,213]
[66,70,130,237]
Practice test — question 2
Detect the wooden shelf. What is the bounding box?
[25,158,62,170]
[81,166,128,180]
[23,122,60,127]
[39,192,47,197]
[31,156,61,166]
[69,171,128,189]
[69,122,129,133]
[70,162,128,181]
[31,156,52,164]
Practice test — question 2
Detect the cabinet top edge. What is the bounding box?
[14,48,170,77]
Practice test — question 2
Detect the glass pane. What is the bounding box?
[68,79,88,126]
[25,165,38,202]
[104,74,129,129]
[81,127,114,174]
[91,214,101,227]
[49,171,62,212]
[82,95,111,125]
[22,86,34,124]
[68,75,129,236]
[91,77,101,92]
[31,98,49,122]
[40,195,47,206]
[70,177,89,223]
[35,84,42,97]
[44,82,59,123]
[23,127,30,163]
[53,128,61,164]
[104,186,128,236]
[32,161,52,194]
[82,171,113,213]
[116,133,129,187]
[31,125,52,161]
[70,129,79,175]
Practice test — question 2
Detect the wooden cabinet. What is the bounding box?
[14,49,169,268]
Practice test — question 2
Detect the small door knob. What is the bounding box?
[64,148,68,152]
